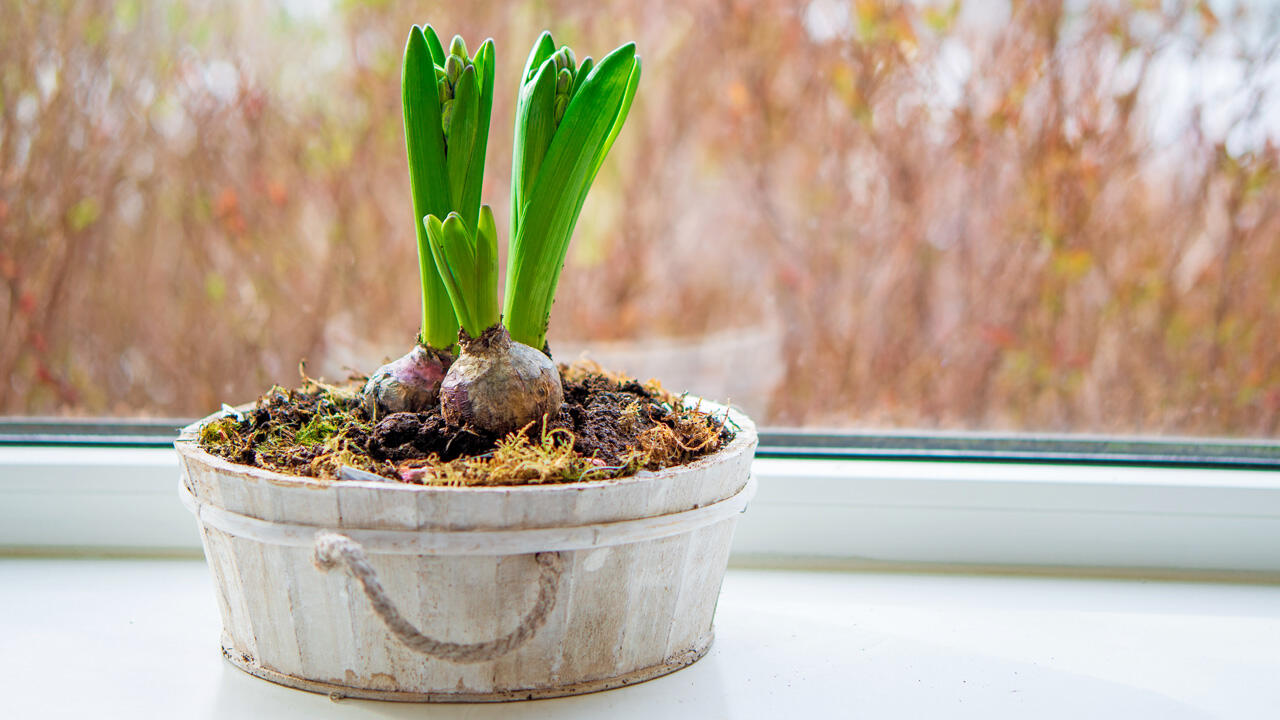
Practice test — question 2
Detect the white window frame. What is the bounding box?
[3,444,1279,575]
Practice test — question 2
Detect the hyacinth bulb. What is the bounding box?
[439,324,562,436]
[362,345,450,415]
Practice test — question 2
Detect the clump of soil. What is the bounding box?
[198,360,734,486]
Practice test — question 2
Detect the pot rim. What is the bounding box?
[175,397,757,495]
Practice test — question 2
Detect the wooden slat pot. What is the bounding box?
[175,402,757,702]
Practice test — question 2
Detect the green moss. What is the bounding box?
[198,416,241,446]
[296,414,340,445]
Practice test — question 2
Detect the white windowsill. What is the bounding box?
[5,449,1279,716]
[4,557,1279,718]
[3,447,1280,574]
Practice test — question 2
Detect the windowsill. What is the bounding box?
[4,557,1279,718]
[4,443,1277,713]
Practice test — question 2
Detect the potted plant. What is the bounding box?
[177,25,758,702]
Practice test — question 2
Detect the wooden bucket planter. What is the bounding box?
[176,403,757,702]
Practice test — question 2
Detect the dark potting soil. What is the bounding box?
[198,361,734,485]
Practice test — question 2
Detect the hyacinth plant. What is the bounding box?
[363,27,494,415]
[363,26,640,437]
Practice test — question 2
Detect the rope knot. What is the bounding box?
[312,531,350,572]
[534,550,562,572]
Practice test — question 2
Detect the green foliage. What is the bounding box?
[424,206,500,337]
[402,28,640,351]
[401,25,494,348]
[504,35,640,350]
[511,34,556,236]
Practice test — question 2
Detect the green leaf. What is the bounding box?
[504,43,639,349]
[587,55,640,186]
[520,31,557,85]
[424,208,500,338]
[403,26,458,348]
[510,58,557,238]
[463,39,496,233]
[570,56,593,98]
[425,213,479,337]
[423,25,447,68]
[446,65,479,226]
[474,205,500,331]
[510,31,558,236]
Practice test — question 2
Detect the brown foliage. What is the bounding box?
[3,0,1279,436]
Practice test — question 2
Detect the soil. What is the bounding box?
[198,360,734,486]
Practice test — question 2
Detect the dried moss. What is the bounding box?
[632,400,728,470]
[403,421,639,487]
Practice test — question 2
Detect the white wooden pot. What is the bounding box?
[176,402,757,702]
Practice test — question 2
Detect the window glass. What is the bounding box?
[3,1,1277,437]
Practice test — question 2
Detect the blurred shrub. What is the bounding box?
[2,0,1278,436]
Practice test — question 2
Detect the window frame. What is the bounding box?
[5,418,1280,468]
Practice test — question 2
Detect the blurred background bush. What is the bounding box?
[2,0,1278,436]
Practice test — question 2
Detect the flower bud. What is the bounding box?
[450,35,468,61]
[555,67,572,95]
[444,54,463,83]
[438,77,452,102]
[553,94,567,124]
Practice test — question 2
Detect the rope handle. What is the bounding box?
[312,532,563,663]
